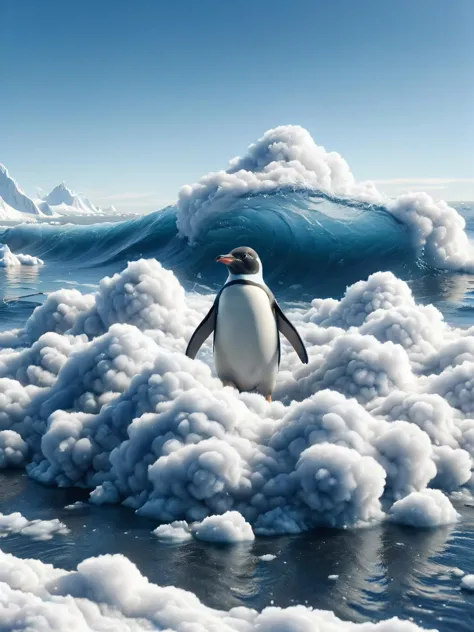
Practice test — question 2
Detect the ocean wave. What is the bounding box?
[177,125,474,273]
[0,190,417,297]
[1,125,473,294]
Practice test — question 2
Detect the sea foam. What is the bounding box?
[0,549,431,630]
[0,259,471,534]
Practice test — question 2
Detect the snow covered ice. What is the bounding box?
[0,258,472,537]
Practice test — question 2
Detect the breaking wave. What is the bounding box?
[0,190,419,297]
[2,126,473,296]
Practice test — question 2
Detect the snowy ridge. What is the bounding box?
[0,164,110,220]
[0,164,49,220]
[0,549,431,631]
[0,260,473,533]
[42,182,102,216]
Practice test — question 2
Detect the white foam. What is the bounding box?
[177,125,474,272]
[0,261,473,534]
[0,430,27,468]
[0,549,431,630]
[193,511,255,543]
[461,574,474,592]
[0,511,69,540]
[153,520,192,541]
[259,554,277,561]
[389,489,460,527]
[64,501,88,510]
[0,244,43,267]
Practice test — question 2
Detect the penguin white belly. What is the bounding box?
[214,284,279,394]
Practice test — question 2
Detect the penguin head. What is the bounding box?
[216,246,261,276]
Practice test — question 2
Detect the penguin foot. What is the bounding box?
[266,394,272,403]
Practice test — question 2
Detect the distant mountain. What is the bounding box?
[0,165,119,221]
[0,164,52,220]
[42,183,102,216]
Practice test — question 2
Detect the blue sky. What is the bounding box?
[1,0,472,212]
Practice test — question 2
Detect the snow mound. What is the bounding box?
[0,244,44,267]
[389,489,460,527]
[0,261,474,533]
[0,549,432,631]
[177,125,474,273]
[0,511,69,540]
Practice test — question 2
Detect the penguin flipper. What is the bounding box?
[274,302,309,364]
[185,301,217,359]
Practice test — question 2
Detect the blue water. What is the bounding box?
[0,191,416,300]
[1,191,473,327]
[1,192,474,630]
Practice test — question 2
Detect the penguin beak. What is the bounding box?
[216,254,236,265]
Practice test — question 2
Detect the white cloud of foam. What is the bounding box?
[193,511,255,543]
[0,549,434,630]
[389,489,460,527]
[0,511,69,540]
[153,520,193,541]
[0,430,27,468]
[0,244,43,267]
[461,574,474,592]
[0,260,473,536]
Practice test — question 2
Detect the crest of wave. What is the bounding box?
[177,125,474,272]
[0,259,474,533]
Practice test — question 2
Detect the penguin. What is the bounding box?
[185,246,308,402]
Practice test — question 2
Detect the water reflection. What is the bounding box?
[3,264,40,291]
[408,271,473,307]
[1,472,474,631]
